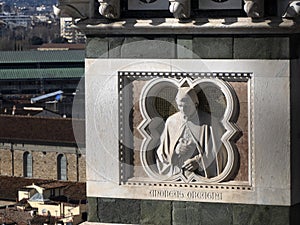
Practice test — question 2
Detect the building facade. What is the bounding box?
[60,17,86,44]
[0,50,85,118]
[0,115,86,182]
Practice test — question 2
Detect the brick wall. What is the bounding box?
[0,146,12,176]
[0,143,86,182]
[32,150,57,180]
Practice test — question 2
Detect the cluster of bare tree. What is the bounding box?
[0,20,64,51]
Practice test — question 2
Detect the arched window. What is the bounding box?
[57,154,67,180]
[23,152,32,177]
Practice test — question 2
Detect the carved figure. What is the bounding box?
[98,0,120,19]
[283,1,300,18]
[169,0,191,19]
[243,0,264,18]
[156,84,227,179]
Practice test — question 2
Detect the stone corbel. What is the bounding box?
[53,0,89,22]
[243,0,264,18]
[98,0,120,19]
[283,1,300,18]
[169,0,191,19]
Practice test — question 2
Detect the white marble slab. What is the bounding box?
[85,58,292,205]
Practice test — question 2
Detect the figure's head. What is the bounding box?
[175,86,199,117]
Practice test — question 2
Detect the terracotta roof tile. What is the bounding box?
[0,176,86,202]
[0,176,46,201]
[0,115,85,146]
[0,207,32,225]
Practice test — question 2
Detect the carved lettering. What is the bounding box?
[149,189,222,201]
[150,189,185,198]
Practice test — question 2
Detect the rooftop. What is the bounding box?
[37,43,85,51]
[0,176,48,201]
[0,50,85,64]
[0,176,86,202]
[0,67,84,80]
[0,115,85,146]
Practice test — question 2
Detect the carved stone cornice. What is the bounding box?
[243,0,264,18]
[98,0,120,19]
[77,17,300,36]
[169,0,191,19]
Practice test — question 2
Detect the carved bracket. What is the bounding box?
[243,0,264,18]
[169,0,191,19]
[283,1,300,18]
[54,0,89,22]
[98,0,120,19]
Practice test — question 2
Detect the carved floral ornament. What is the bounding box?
[54,0,300,20]
[138,77,240,183]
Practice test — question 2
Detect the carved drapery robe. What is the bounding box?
[156,112,227,179]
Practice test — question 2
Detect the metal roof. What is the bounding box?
[0,67,84,79]
[0,50,85,63]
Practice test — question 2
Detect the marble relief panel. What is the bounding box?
[119,72,252,189]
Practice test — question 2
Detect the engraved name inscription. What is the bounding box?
[149,189,223,201]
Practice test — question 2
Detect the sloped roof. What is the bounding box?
[0,176,86,202]
[63,182,86,201]
[0,115,85,146]
[0,50,85,64]
[0,176,46,201]
[0,67,84,80]
[37,43,85,50]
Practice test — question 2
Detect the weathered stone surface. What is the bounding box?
[173,202,232,225]
[140,200,172,224]
[0,144,85,182]
[87,197,99,222]
[177,36,194,59]
[97,198,141,224]
[233,37,289,59]
[86,38,108,58]
[121,37,176,58]
[88,197,300,225]
[233,204,290,225]
[108,37,124,58]
[192,37,233,59]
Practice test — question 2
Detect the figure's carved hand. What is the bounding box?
[182,158,199,171]
[175,138,193,156]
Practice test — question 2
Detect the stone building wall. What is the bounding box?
[14,148,24,177]
[66,152,78,181]
[0,142,86,182]
[32,150,58,180]
[84,34,300,225]
[86,36,291,60]
[78,154,86,182]
[0,145,12,176]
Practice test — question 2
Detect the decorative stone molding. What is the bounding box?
[54,0,89,21]
[98,0,120,19]
[283,1,300,18]
[169,0,191,19]
[243,0,264,18]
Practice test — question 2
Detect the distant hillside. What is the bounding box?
[3,0,58,7]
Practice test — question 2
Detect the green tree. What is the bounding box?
[30,36,43,45]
